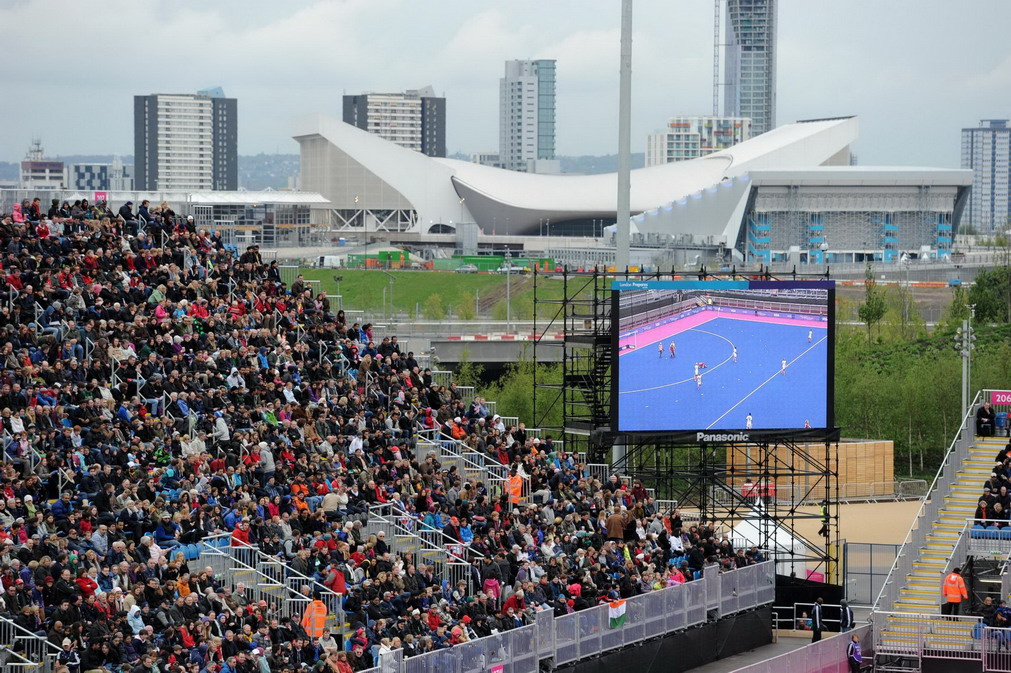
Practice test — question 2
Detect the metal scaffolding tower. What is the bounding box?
[533,267,841,582]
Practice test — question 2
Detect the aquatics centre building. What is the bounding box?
[294,114,971,263]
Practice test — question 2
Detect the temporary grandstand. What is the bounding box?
[0,199,783,673]
[873,390,1011,672]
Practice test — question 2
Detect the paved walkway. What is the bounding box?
[689,635,812,672]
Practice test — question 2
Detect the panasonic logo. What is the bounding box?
[697,432,750,442]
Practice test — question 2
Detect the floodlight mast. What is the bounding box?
[615,0,633,270]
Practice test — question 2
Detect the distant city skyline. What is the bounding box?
[1,0,1009,169]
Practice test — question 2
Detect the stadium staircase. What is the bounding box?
[872,390,1010,671]
[889,436,1003,614]
[364,503,479,590]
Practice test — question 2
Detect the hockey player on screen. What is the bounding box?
[781,359,787,375]
[808,329,813,343]
[695,373,702,389]
[670,342,676,359]
[658,341,664,358]
[732,346,738,363]
[746,413,753,430]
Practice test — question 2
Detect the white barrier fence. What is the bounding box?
[390,561,773,673]
[728,625,872,673]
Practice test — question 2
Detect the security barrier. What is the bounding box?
[372,561,773,673]
[728,625,872,673]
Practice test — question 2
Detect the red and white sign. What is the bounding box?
[991,391,1011,405]
[491,666,504,673]
[94,191,108,203]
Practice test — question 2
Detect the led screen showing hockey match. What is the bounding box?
[613,280,834,435]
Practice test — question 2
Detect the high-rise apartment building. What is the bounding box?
[961,119,1011,232]
[134,89,237,191]
[343,86,446,158]
[723,0,776,136]
[646,116,751,167]
[499,59,557,173]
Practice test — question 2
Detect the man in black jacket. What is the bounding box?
[978,401,997,436]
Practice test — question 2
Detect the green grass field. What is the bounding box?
[298,268,582,320]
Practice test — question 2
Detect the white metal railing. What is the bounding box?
[224,538,345,628]
[369,503,485,563]
[874,390,982,611]
[966,519,1011,559]
[0,613,61,673]
[393,560,773,673]
[984,626,1011,672]
[729,624,872,673]
[363,505,476,593]
[711,295,829,316]
[422,432,520,503]
[874,611,982,661]
[200,537,345,633]
[770,602,867,632]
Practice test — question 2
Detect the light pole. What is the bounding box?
[614,0,633,269]
[332,274,343,310]
[902,255,912,333]
[354,195,365,258]
[381,271,396,320]
[954,304,977,417]
[505,251,512,332]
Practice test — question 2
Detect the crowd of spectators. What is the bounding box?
[0,197,764,673]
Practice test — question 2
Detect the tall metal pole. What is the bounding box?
[506,253,512,331]
[963,324,968,416]
[713,0,721,116]
[615,0,633,270]
[968,305,975,408]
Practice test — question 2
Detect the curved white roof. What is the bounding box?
[293,114,859,235]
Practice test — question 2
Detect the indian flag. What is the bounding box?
[608,599,627,629]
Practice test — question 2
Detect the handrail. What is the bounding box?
[370,503,485,562]
[366,505,472,565]
[873,389,982,611]
[0,612,61,673]
[226,537,341,601]
[201,537,345,632]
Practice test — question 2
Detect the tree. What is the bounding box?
[968,267,1011,324]
[423,293,446,320]
[455,293,476,321]
[857,262,887,341]
[454,349,484,388]
[941,284,971,332]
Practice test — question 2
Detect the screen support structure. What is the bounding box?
[533,266,841,582]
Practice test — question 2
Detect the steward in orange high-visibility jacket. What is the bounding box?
[301,594,329,637]
[505,471,523,506]
[941,567,968,616]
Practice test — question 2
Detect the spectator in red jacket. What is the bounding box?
[231,520,251,547]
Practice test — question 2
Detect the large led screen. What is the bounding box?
[613,280,834,435]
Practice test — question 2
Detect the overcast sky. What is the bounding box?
[1,0,1009,167]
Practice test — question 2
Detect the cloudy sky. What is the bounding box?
[1,0,1009,167]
